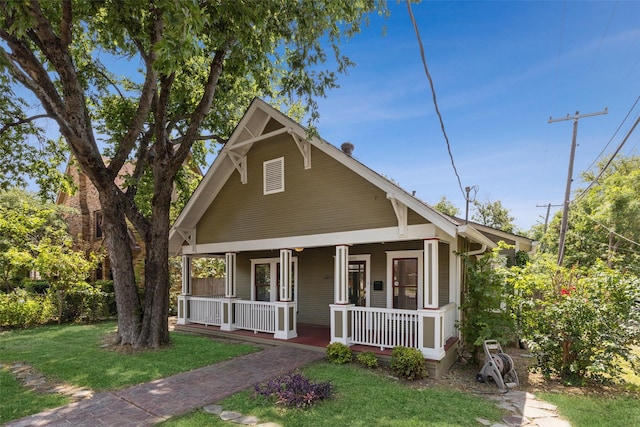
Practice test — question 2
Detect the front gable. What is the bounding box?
[170,99,467,254]
[196,132,426,245]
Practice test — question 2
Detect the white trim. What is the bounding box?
[386,250,424,309]
[182,224,437,255]
[250,257,298,303]
[349,254,371,307]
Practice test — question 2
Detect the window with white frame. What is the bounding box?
[250,257,297,302]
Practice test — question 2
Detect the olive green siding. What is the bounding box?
[196,134,427,244]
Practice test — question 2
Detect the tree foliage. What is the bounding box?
[0,1,385,348]
[459,245,516,362]
[542,155,640,275]
[507,254,640,384]
[433,195,460,217]
[472,199,516,233]
[0,189,70,291]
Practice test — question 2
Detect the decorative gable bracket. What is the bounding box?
[226,151,247,184]
[175,227,196,250]
[290,130,311,170]
[387,194,408,237]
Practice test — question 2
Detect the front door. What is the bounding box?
[348,260,366,306]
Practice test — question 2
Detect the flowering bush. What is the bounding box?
[507,256,640,384]
[254,372,333,409]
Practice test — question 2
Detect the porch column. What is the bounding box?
[423,238,439,309]
[274,249,297,339]
[330,245,352,346]
[225,252,237,298]
[177,255,191,325]
[221,253,237,331]
[279,249,293,301]
[334,245,349,304]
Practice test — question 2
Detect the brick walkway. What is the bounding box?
[6,346,324,427]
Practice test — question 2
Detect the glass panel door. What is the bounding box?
[392,258,418,309]
[254,263,271,301]
[348,261,366,306]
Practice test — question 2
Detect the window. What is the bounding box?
[94,211,103,239]
[263,157,284,194]
[251,257,297,302]
[254,263,271,302]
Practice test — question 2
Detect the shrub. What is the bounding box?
[356,351,378,369]
[254,372,333,409]
[326,342,352,364]
[508,256,640,384]
[0,288,55,328]
[390,346,428,380]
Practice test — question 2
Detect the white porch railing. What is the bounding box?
[186,296,223,326]
[350,307,419,350]
[178,296,283,336]
[332,302,458,360]
[234,300,276,333]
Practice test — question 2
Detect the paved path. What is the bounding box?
[5,346,324,427]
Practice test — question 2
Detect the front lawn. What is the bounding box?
[0,321,257,391]
[162,362,505,427]
[539,393,640,427]
[0,368,70,424]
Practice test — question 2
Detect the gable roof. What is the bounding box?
[169,99,515,254]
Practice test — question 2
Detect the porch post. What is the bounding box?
[225,252,237,298]
[221,252,237,331]
[177,255,191,325]
[274,249,297,339]
[279,249,293,301]
[330,245,352,345]
[423,238,439,309]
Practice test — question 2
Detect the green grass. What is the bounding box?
[539,393,640,427]
[0,368,70,424]
[162,362,505,427]
[0,322,258,390]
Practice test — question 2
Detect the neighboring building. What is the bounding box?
[56,160,143,282]
[168,99,535,377]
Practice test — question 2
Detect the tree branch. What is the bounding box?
[0,114,51,135]
[60,0,72,48]
[172,44,229,172]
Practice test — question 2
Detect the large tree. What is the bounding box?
[0,0,382,348]
[472,198,516,233]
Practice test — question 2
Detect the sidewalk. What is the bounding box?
[5,346,324,427]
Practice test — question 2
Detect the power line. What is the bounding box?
[584,94,640,174]
[573,110,640,204]
[406,0,466,201]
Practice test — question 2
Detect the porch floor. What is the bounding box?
[174,322,457,361]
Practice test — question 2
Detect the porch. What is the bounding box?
[177,294,458,365]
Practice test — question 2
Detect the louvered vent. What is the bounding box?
[263,157,284,195]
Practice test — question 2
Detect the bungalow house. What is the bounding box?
[168,98,534,377]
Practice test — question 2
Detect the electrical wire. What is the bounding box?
[583,94,640,174]
[572,110,640,204]
[406,0,466,201]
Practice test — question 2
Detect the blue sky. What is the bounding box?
[313,1,640,231]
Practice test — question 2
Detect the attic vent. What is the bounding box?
[263,157,285,195]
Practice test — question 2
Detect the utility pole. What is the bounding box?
[549,108,607,266]
[536,203,562,233]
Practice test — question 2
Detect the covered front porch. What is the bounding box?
[176,239,460,367]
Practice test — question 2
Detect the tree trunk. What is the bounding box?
[134,166,173,348]
[99,193,142,345]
